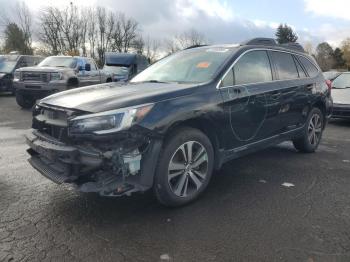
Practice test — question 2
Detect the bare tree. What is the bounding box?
[165,29,207,54]
[38,7,64,55]
[120,14,139,53]
[16,2,32,54]
[37,4,143,60]
[87,7,97,58]
[176,29,207,49]
[79,8,89,56]
[96,7,116,65]
[144,36,161,63]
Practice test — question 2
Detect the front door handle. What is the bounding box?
[228,87,242,99]
[306,84,314,90]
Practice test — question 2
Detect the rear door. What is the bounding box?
[270,51,313,130]
[88,59,102,85]
[219,50,283,148]
[76,58,89,86]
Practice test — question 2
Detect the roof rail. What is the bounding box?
[242,38,305,53]
[184,44,208,50]
[280,42,305,53]
[242,38,277,46]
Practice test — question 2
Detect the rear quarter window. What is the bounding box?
[298,56,319,77]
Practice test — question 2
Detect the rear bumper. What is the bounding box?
[331,104,350,119]
[26,129,162,196]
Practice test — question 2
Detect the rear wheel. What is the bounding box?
[293,108,324,153]
[16,91,35,109]
[153,127,214,207]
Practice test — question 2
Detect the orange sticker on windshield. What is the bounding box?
[196,62,211,68]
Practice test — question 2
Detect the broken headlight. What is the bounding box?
[68,104,154,135]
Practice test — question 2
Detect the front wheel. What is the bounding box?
[293,108,324,153]
[153,127,214,207]
[16,91,35,109]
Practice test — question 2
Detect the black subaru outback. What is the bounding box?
[26,38,333,206]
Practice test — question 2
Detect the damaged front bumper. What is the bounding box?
[26,129,162,197]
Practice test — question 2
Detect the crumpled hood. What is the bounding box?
[39,82,195,113]
[16,66,72,73]
[332,89,350,105]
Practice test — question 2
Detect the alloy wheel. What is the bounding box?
[167,141,209,197]
[308,113,322,146]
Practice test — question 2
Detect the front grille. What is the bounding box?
[33,107,70,142]
[22,72,49,82]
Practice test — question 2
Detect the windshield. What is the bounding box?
[332,73,350,89]
[103,65,130,76]
[0,55,19,73]
[131,47,234,84]
[38,57,77,68]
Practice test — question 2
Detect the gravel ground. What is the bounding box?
[1,94,350,262]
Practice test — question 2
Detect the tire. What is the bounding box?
[16,91,35,109]
[293,107,324,153]
[153,127,214,207]
[67,78,79,89]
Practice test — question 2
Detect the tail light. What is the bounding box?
[325,79,332,93]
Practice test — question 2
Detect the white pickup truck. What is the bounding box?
[14,56,112,108]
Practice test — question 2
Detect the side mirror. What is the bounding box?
[85,64,91,71]
[78,65,83,71]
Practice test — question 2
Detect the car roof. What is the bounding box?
[188,38,308,56]
[49,56,91,59]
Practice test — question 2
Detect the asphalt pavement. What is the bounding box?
[1,94,350,262]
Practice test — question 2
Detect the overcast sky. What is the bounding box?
[1,0,350,49]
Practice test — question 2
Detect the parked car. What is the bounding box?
[14,56,112,108]
[25,38,332,206]
[323,71,342,81]
[0,54,43,94]
[329,72,350,119]
[103,53,149,82]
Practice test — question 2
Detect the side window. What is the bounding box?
[298,56,319,77]
[89,59,97,70]
[271,51,299,80]
[34,57,42,65]
[233,50,272,85]
[18,57,28,68]
[77,59,85,70]
[294,56,307,78]
[221,69,234,87]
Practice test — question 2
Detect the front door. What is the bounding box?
[219,50,283,149]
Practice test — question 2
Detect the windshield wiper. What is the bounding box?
[142,80,169,83]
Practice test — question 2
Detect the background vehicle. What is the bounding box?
[0,54,43,94]
[330,72,350,119]
[323,71,342,81]
[26,38,332,206]
[14,56,112,108]
[103,53,149,82]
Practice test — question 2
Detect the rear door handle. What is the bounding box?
[271,92,281,99]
